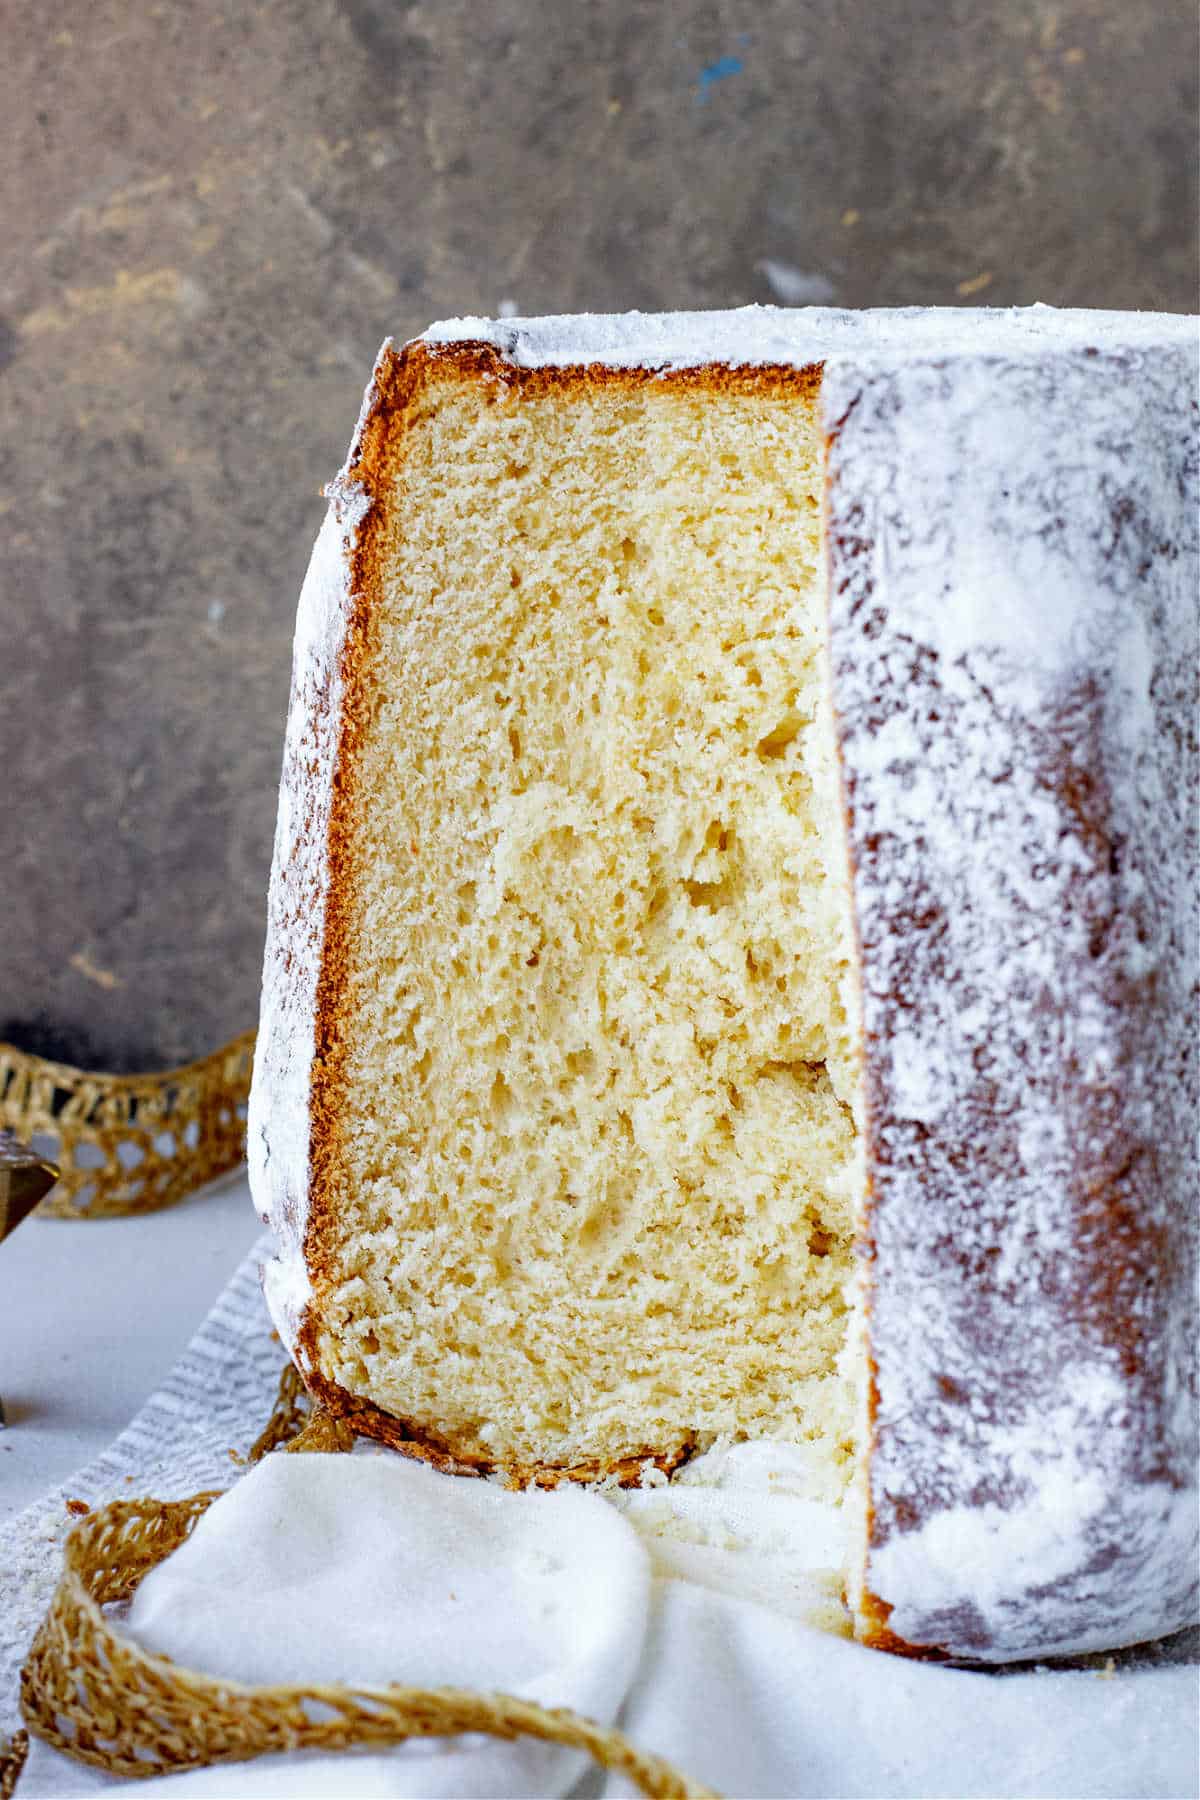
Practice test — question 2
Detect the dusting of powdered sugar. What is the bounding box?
[249,340,403,1357]
[421,303,1195,372]
[870,1369,1200,1656]
[248,488,370,1363]
[823,336,1199,1658]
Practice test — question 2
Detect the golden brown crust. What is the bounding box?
[298,1342,698,1489]
[855,1615,950,1663]
[297,340,820,1487]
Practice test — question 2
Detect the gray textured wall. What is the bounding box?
[3,0,1196,1070]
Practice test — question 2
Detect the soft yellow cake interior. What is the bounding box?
[315,361,866,1487]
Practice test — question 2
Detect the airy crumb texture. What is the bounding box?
[311,359,865,1481]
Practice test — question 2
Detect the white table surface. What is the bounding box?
[0,1169,262,1522]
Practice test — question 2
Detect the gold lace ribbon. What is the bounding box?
[17,1368,716,1798]
[0,1732,26,1800]
[0,1032,255,1218]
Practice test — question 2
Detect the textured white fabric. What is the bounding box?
[5,1227,1197,1799]
[123,1451,649,1799]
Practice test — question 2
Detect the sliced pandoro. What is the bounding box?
[250,307,1199,1662]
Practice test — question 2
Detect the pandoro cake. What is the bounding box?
[249,306,1199,1662]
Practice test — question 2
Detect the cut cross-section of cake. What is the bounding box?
[250,306,1199,1663]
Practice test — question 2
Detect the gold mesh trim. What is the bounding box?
[19,1369,715,1798]
[0,1031,255,1218]
[0,1730,27,1800]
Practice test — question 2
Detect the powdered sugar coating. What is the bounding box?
[422,303,1194,370]
[248,483,371,1362]
[824,340,1199,1656]
[251,308,1199,1660]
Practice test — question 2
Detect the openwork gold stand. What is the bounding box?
[19,1369,715,1799]
[0,1032,256,1219]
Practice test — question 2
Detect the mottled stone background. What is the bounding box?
[2,0,1196,1070]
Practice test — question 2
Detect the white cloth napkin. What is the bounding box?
[124,1451,648,1799]
[16,1445,1193,1800]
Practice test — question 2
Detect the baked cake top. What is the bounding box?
[421,302,1197,368]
